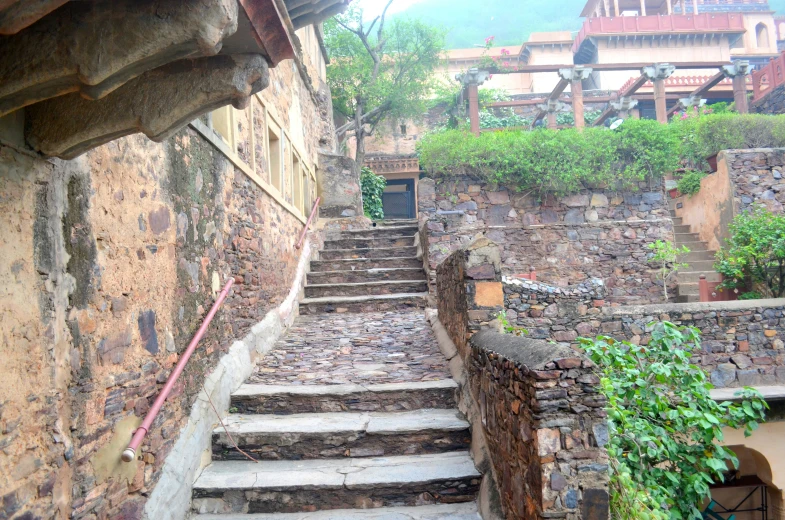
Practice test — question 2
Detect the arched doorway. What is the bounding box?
[757,23,770,49]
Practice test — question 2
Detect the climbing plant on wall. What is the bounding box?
[581,323,767,520]
[360,167,387,220]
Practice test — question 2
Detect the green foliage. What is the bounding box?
[715,205,785,298]
[325,4,446,162]
[648,240,690,301]
[739,291,763,301]
[581,323,767,520]
[417,119,680,196]
[495,311,528,336]
[673,113,785,170]
[676,170,707,197]
[360,167,386,220]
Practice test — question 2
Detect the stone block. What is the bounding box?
[486,191,510,204]
[583,488,610,520]
[564,209,585,225]
[562,194,590,207]
[590,194,609,207]
[466,263,496,280]
[474,282,504,308]
[711,363,737,388]
[537,428,561,456]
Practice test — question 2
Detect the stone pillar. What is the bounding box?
[614,0,620,16]
[631,107,641,119]
[643,63,676,123]
[610,97,639,119]
[559,66,593,129]
[679,95,706,114]
[537,100,567,130]
[317,152,364,219]
[692,0,698,14]
[723,61,751,114]
[640,0,647,15]
[666,0,672,14]
[456,68,490,137]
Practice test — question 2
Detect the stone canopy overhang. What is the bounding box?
[0,0,349,159]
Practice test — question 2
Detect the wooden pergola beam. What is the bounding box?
[593,73,649,127]
[666,70,727,118]
[485,61,731,75]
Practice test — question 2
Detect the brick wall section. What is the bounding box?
[420,176,675,305]
[437,237,609,519]
[722,148,785,214]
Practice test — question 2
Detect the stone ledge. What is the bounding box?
[602,298,785,317]
[711,385,785,402]
[469,329,580,370]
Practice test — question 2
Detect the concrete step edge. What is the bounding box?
[232,379,458,399]
[192,503,482,519]
[306,280,428,289]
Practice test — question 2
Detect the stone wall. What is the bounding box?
[752,84,785,115]
[436,237,609,520]
[498,277,785,389]
[721,148,785,215]
[421,176,674,305]
[0,39,334,520]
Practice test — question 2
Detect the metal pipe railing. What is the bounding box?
[121,278,235,462]
[296,197,321,250]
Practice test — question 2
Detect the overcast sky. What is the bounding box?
[355,0,423,18]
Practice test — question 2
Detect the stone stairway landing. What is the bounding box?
[301,221,427,315]
[670,203,719,303]
[191,224,481,518]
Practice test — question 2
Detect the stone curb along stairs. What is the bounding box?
[189,221,484,519]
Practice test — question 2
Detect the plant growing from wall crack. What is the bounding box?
[648,240,690,301]
[581,323,767,520]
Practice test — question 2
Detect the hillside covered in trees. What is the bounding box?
[393,0,785,49]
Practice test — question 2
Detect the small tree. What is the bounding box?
[324,2,446,166]
[360,167,386,220]
[581,323,767,520]
[648,240,690,301]
[716,204,785,298]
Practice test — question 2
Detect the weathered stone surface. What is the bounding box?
[473,282,504,307]
[192,452,481,513]
[0,0,239,116]
[318,152,364,219]
[0,0,68,35]
[27,54,269,159]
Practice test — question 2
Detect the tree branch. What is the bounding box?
[335,103,391,136]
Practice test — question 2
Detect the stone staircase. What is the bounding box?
[300,219,429,315]
[189,221,482,519]
[670,201,720,303]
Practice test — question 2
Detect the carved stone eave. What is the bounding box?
[240,0,296,66]
[26,55,270,159]
[0,0,68,35]
[285,0,350,30]
[0,0,239,118]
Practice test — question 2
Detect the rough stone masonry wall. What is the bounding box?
[722,148,785,214]
[436,237,609,520]
[420,176,675,305]
[0,52,334,520]
[752,84,785,115]
[498,277,785,389]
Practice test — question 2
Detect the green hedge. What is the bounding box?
[417,114,785,196]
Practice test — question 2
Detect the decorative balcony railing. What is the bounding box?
[675,0,770,13]
[752,50,785,101]
[573,13,746,55]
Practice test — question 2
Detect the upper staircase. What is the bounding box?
[300,220,429,315]
[670,200,720,303]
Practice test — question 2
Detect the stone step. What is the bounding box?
[677,271,722,283]
[335,226,419,239]
[304,280,429,299]
[674,224,692,234]
[299,293,428,315]
[677,294,700,303]
[191,452,481,515]
[684,260,716,271]
[375,219,419,227]
[672,217,683,225]
[323,237,416,250]
[678,283,700,296]
[307,268,427,285]
[310,258,423,273]
[684,251,716,262]
[231,380,458,415]
[319,247,418,261]
[193,503,482,519]
[674,241,709,252]
[674,233,700,243]
[212,409,471,461]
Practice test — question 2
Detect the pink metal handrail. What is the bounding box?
[295,196,321,250]
[122,278,235,462]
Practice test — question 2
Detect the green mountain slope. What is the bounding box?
[395,0,785,50]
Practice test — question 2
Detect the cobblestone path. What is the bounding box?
[248,310,450,386]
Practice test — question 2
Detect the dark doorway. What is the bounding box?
[382,179,415,219]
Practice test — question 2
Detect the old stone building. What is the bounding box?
[0,1,348,518]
